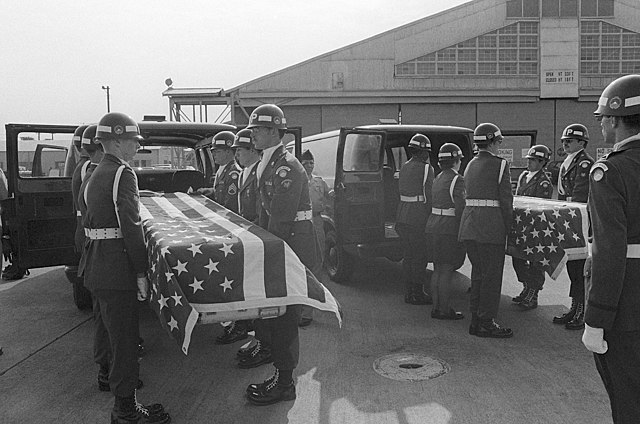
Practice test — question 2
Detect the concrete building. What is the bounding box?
[163,0,640,165]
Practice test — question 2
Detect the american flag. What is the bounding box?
[507,196,589,280]
[138,192,342,355]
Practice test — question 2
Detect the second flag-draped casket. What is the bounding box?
[507,196,589,280]
[138,192,342,355]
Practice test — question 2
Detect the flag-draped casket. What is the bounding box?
[507,196,589,280]
[138,192,341,354]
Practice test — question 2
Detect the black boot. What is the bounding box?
[553,298,577,324]
[111,393,169,423]
[512,285,528,303]
[475,319,514,338]
[238,343,273,369]
[518,288,538,311]
[565,302,585,330]
[215,321,248,345]
[237,340,260,359]
[246,369,296,406]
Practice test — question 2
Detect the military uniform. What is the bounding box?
[586,135,640,421]
[256,144,316,372]
[237,162,260,223]
[78,154,147,398]
[309,175,330,268]
[558,148,594,319]
[426,168,466,269]
[71,156,91,254]
[459,150,513,324]
[512,170,552,293]
[211,161,241,213]
[396,156,434,301]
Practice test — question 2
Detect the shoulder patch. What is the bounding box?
[580,160,591,169]
[540,181,549,187]
[276,165,291,178]
[591,163,608,182]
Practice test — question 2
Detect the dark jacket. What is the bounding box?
[516,169,553,199]
[258,144,316,269]
[238,162,260,223]
[586,135,640,332]
[74,162,97,253]
[558,149,594,203]
[78,154,147,291]
[396,157,434,228]
[426,168,465,236]
[212,161,241,213]
[458,150,513,244]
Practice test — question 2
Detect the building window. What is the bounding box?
[507,0,541,18]
[560,0,578,17]
[581,0,614,17]
[580,21,640,76]
[395,22,539,77]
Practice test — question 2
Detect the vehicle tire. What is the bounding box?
[325,229,355,283]
[65,265,92,311]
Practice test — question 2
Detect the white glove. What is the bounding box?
[583,255,592,278]
[582,324,608,354]
[136,276,149,301]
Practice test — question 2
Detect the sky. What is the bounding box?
[1,0,470,133]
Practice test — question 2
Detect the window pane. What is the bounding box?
[520,49,538,61]
[601,61,620,73]
[602,34,620,47]
[499,24,519,34]
[581,21,600,34]
[621,62,640,73]
[581,34,600,47]
[601,48,620,60]
[581,62,599,74]
[499,62,518,74]
[437,63,456,74]
[622,34,640,47]
[621,48,640,60]
[560,0,577,17]
[457,49,477,61]
[601,22,621,33]
[479,49,497,61]
[500,49,518,60]
[478,35,497,48]
[507,0,523,17]
[478,63,497,74]
[417,53,436,62]
[437,48,456,61]
[520,22,539,34]
[500,35,518,47]
[416,62,435,74]
[519,62,538,74]
[542,0,559,17]
[581,48,599,60]
[523,0,540,17]
[581,0,597,16]
[457,39,476,48]
[458,63,477,75]
[396,63,415,75]
[520,35,538,47]
[343,134,382,172]
[598,0,614,16]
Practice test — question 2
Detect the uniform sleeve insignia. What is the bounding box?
[541,181,549,187]
[276,165,291,178]
[591,163,608,182]
[228,185,237,195]
[281,179,292,189]
[580,160,591,169]
[230,172,238,179]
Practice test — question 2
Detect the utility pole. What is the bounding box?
[101,85,111,112]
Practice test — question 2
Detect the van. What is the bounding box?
[288,124,474,282]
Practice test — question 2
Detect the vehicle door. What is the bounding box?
[2,124,78,269]
[283,126,303,159]
[335,128,386,246]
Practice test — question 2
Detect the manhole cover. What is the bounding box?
[373,353,450,381]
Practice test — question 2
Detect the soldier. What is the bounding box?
[245,104,316,405]
[553,124,594,330]
[71,124,91,237]
[460,123,514,338]
[299,149,332,326]
[583,74,640,423]
[396,133,434,305]
[198,131,241,213]
[426,143,466,320]
[78,112,169,424]
[511,145,553,311]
